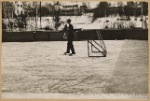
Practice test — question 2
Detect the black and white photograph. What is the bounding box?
[1,0,149,99]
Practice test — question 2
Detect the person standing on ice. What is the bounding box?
[63,19,75,56]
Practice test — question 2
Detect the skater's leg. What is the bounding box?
[70,41,75,54]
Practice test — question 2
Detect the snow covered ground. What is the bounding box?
[1,40,148,99]
[3,15,148,31]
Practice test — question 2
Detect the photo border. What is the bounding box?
[0,0,149,101]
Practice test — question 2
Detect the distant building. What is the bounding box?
[60,2,82,16]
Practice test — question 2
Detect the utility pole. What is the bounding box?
[135,2,137,20]
[40,1,41,29]
[54,1,60,31]
[141,2,144,29]
[7,2,11,32]
[33,2,38,31]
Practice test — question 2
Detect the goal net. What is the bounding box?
[87,30,107,57]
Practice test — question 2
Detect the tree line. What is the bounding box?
[2,1,148,18]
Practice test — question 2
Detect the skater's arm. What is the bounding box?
[62,25,67,39]
[60,24,67,32]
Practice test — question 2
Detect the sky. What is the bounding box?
[87,1,100,9]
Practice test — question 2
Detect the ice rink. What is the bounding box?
[1,40,148,99]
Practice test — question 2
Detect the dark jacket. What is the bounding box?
[63,24,74,39]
